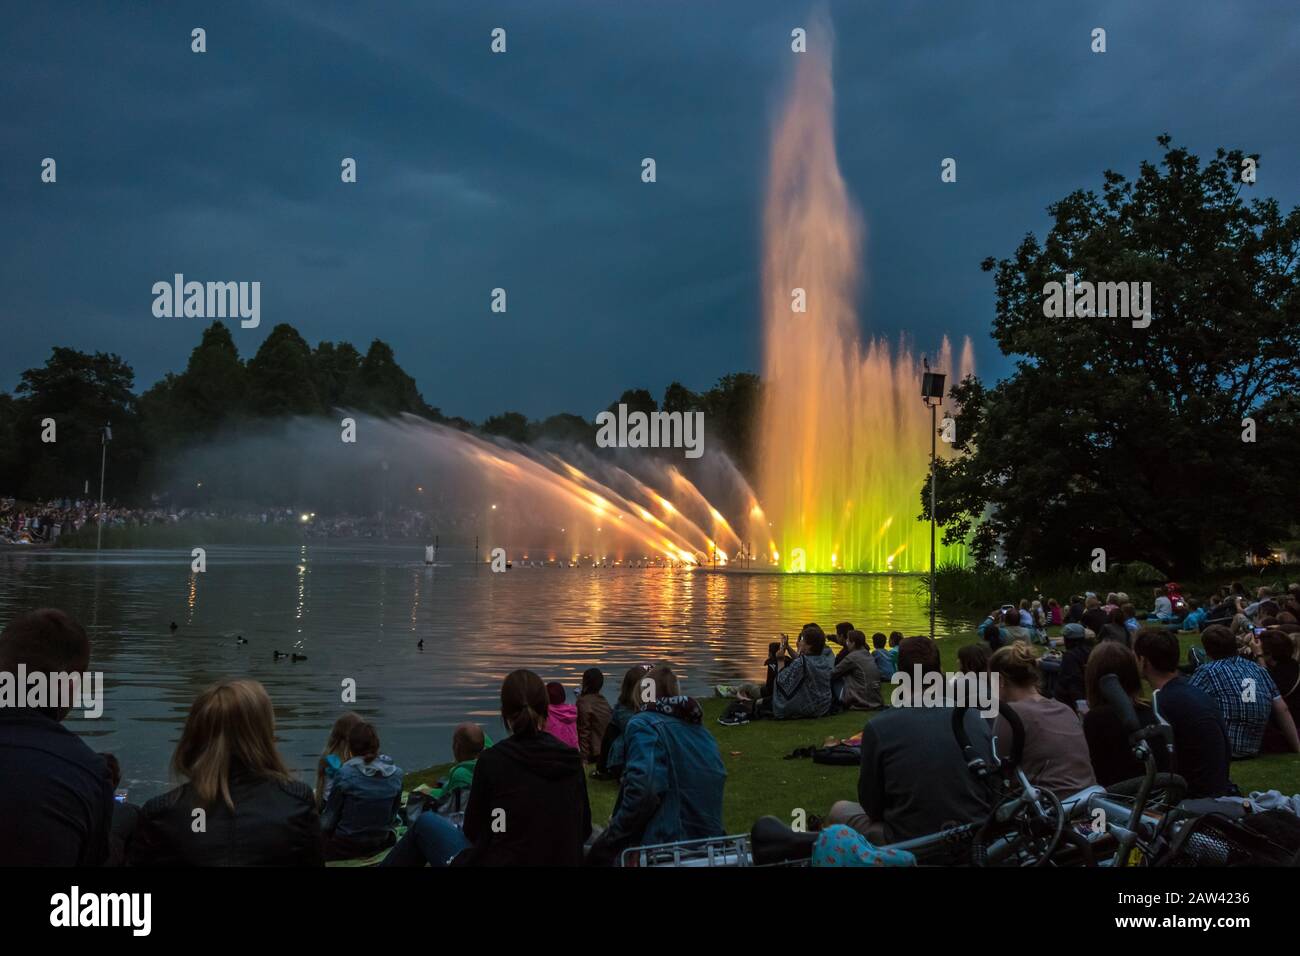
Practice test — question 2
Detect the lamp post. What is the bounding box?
[96,423,112,551]
[920,366,946,641]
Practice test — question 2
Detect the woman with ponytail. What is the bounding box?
[384,669,591,867]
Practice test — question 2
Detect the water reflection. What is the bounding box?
[0,543,971,799]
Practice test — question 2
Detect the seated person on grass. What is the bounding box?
[989,642,1096,798]
[1189,624,1300,759]
[1180,599,1207,633]
[593,665,650,779]
[871,632,896,679]
[736,641,791,704]
[1081,642,1171,787]
[826,636,994,846]
[385,670,591,867]
[588,663,726,864]
[576,668,613,765]
[833,630,884,711]
[956,642,991,676]
[410,722,487,813]
[1000,609,1032,644]
[1260,630,1300,754]
[833,621,854,663]
[1151,586,1176,623]
[315,712,364,808]
[1053,623,1090,712]
[758,625,834,719]
[1133,629,1234,798]
[320,720,404,861]
[0,609,115,867]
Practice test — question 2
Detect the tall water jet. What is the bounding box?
[757,28,973,573]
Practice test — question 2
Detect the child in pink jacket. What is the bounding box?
[545,682,579,749]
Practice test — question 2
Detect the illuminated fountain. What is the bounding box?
[374,31,973,574]
[755,31,974,573]
[192,25,973,576]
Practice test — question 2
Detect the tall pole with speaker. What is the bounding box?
[920,365,946,641]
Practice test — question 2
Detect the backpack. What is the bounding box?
[811,743,861,766]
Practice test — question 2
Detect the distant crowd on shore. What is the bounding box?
[2,577,1298,867]
[0,496,433,544]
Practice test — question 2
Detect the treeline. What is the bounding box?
[0,321,760,503]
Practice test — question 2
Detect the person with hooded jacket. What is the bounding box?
[765,625,835,719]
[545,681,579,749]
[457,669,591,865]
[320,720,403,860]
[386,669,592,867]
[588,664,725,865]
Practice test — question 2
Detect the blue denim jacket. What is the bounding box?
[604,702,726,849]
[320,754,403,839]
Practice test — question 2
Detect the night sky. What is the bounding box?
[3,1,1297,421]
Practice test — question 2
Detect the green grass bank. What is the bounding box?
[407,630,1300,834]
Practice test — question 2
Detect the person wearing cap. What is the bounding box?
[1053,623,1091,712]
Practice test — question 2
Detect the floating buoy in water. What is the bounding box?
[236,636,247,645]
[424,545,434,565]
[417,639,424,650]
[169,622,178,633]
[273,650,288,660]
[291,653,308,662]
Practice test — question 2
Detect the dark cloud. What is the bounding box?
[2,0,1297,419]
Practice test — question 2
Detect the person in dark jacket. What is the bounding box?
[1134,629,1235,799]
[827,636,994,849]
[456,669,592,865]
[1053,623,1091,711]
[576,668,613,764]
[588,664,726,864]
[0,609,115,866]
[320,719,403,860]
[129,679,323,866]
[1066,596,1085,624]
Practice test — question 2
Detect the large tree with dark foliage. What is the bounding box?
[929,137,1300,578]
[11,347,143,500]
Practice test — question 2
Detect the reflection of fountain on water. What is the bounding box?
[756,22,973,573]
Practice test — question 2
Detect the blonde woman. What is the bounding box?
[130,679,322,866]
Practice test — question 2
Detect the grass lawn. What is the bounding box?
[405,629,1300,835]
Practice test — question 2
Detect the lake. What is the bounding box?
[0,542,975,799]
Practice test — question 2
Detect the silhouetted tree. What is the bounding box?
[482,411,529,443]
[246,324,322,417]
[928,136,1300,577]
[13,347,143,500]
